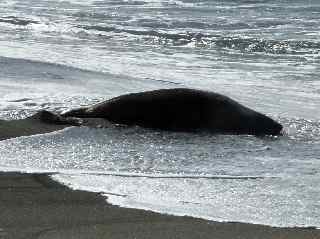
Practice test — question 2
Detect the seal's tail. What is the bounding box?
[31,110,83,126]
[61,107,88,118]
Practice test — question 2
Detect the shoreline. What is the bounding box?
[0,172,318,239]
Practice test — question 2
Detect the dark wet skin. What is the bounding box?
[62,88,283,136]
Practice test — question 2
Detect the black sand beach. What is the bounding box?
[0,172,319,239]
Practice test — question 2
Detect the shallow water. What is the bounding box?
[0,0,319,228]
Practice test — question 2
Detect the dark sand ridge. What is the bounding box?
[0,172,319,239]
[0,111,113,141]
[0,116,67,141]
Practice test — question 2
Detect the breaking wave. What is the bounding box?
[0,16,38,26]
[79,24,320,54]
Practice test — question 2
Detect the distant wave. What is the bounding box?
[0,16,38,26]
[211,37,320,55]
[0,55,104,77]
[43,170,278,180]
[78,24,320,54]
[92,0,147,6]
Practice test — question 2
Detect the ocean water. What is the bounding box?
[0,0,320,228]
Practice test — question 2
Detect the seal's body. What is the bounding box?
[62,88,282,135]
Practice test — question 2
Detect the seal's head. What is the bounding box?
[246,113,283,136]
[209,100,283,136]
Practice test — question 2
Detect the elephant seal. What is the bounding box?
[62,88,283,135]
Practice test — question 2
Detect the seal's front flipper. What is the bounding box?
[79,118,113,128]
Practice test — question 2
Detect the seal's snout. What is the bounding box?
[276,122,283,135]
[252,113,283,136]
[269,121,283,136]
[266,119,283,136]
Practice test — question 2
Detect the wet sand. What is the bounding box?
[0,172,319,239]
